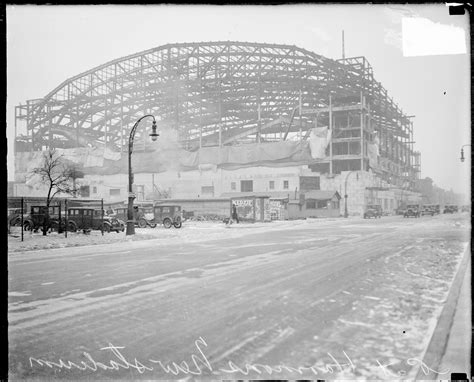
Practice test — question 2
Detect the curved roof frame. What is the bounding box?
[17,41,411,151]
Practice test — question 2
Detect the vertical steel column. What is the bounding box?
[218,76,222,148]
[104,96,108,147]
[360,91,364,171]
[26,101,32,152]
[101,199,104,236]
[329,95,333,174]
[299,89,302,141]
[199,69,203,150]
[76,104,79,147]
[20,197,24,242]
[257,103,261,144]
[120,92,124,152]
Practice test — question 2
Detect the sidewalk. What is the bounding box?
[436,258,471,379]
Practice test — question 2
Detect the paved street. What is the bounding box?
[8,214,470,380]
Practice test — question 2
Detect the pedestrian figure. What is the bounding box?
[232,203,239,223]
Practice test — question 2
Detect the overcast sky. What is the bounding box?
[6,4,470,195]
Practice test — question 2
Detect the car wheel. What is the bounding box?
[163,218,172,229]
[138,218,147,228]
[23,221,32,231]
[67,221,77,232]
[50,220,59,232]
[173,221,182,229]
[149,222,157,228]
[102,223,111,233]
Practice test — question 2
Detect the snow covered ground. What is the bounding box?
[8,214,471,380]
[8,217,349,254]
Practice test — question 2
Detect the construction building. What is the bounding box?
[13,41,422,216]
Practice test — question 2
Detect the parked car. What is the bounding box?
[443,205,458,214]
[66,207,124,233]
[460,205,470,213]
[395,205,406,215]
[404,204,421,218]
[421,205,435,216]
[431,204,441,214]
[363,204,382,219]
[153,204,182,228]
[113,206,157,228]
[23,205,62,232]
[8,208,24,227]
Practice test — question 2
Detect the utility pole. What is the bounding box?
[342,30,345,59]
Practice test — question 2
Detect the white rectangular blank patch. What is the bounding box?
[402,17,467,57]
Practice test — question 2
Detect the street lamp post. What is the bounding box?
[344,171,359,218]
[127,115,159,236]
[460,144,471,162]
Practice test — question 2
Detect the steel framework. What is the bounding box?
[14,41,420,185]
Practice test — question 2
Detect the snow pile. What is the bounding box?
[306,233,468,379]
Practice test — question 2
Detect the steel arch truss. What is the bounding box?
[14,41,420,182]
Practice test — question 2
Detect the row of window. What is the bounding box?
[98,177,317,197]
[230,180,289,192]
[68,209,103,216]
[306,200,339,209]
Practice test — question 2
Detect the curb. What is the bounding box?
[415,244,471,380]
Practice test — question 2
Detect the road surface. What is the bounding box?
[8,214,469,379]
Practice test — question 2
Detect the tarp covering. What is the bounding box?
[16,141,316,178]
[309,126,331,159]
[368,133,380,168]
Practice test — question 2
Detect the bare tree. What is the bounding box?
[29,149,78,235]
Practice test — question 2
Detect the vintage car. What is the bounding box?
[404,204,421,218]
[461,205,471,213]
[8,208,24,227]
[421,205,435,216]
[363,204,382,219]
[23,205,62,232]
[395,205,406,215]
[153,204,182,228]
[66,207,124,233]
[113,206,157,228]
[443,205,458,214]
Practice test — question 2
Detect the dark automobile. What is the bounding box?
[395,205,406,215]
[363,204,382,219]
[23,205,62,232]
[114,206,157,228]
[431,204,441,214]
[404,204,421,218]
[66,207,124,233]
[153,204,182,228]
[421,205,435,216]
[443,205,458,214]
